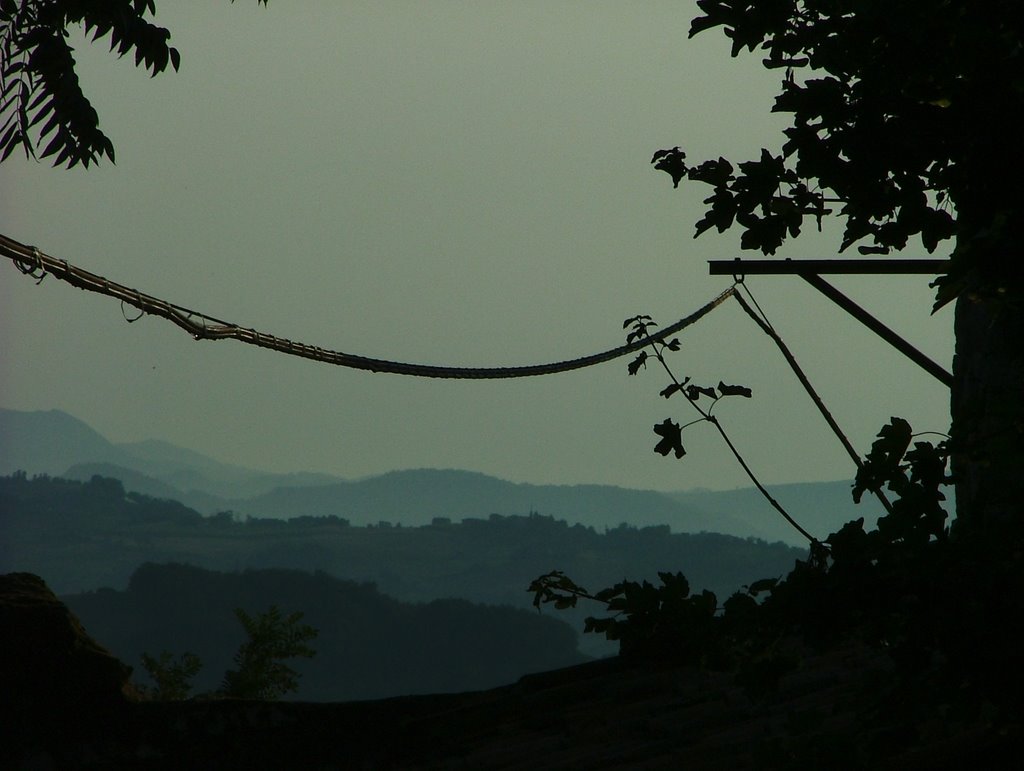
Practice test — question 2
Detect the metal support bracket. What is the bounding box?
[708,258,953,387]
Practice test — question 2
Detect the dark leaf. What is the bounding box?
[694,187,736,236]
[2,77,22,100]
[28,101,56,130]
[627,352,648,376]
[657,571,690,597]
[852,417,913,503]
[39,130,65,159]
[716,381,752,398]
[685,384,718,401]
[763,56,809,69]
[686,157,734,186]
[0,131,23,162]
[0,121,19,150]
[659,383,682,399]
[653,418,686,459]
[650,146,682,164]
[594,586,624,602]
[746,577,778,597]
[652,146,688,187]
[626,324,655,345]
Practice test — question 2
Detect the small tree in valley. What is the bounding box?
[219,605,318,700]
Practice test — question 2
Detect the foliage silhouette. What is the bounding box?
[654,1,1024,532]
[138,650,202,701]
[66,563,588,701]
[531,418,954,654]
[138,604,317,701]
[533,418,1024,760]
[220,605,318,700]
[655,1,1023,308]
[0,0,266,167]
[624,313,815,544]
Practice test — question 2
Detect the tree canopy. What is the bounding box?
[653,1,1024,309]
[0,0,264,167]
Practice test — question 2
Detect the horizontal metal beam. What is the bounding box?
[708,258,949,275]
[706,257,953,387]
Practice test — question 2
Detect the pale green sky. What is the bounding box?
[0,1,953,491]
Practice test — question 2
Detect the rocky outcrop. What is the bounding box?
[1,572,134,766]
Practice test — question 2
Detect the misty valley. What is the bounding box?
[0,471,804,700]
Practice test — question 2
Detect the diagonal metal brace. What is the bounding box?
[707,257,953,387]
[798,272,952,387]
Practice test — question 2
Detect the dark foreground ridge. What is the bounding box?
[1,572,1008,770]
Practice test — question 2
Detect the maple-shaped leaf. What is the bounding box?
[664,338,681,351]
[651,146,688,188]
[852,417,913,503]
[653,419,686,458]
[627,351,648,375]
[717,381,753,398]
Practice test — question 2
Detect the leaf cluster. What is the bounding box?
[623,313,753,461]
[0,0,266,167]
[529,417,990,708]
[850,417,950,549]
[531,419,1024,766]
[622,314,681,376]
[530,570,726,663]
[138,649,202,701]
[220,605,318,700]
[660,1,1024,305]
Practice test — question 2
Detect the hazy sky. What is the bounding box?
[0,1,953,492]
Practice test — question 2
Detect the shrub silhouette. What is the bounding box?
[140,605,318,701]
[139,650,202,701]
[220,606,318,700]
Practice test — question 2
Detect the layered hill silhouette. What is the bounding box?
[63,563,586,701]
[12,571,1000,770]
[1,473,805,658]
[0,406,885,544]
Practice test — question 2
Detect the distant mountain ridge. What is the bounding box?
[234,468,755,534]
[1,473,806,660]
[0,406,886,544]
[0,407,345,499]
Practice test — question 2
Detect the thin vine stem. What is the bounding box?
[647,339,818,545]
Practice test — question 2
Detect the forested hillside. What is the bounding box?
[2,407,886,544]
[64,563,585,701]
[1,473,805,604]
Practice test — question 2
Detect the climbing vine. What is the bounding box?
[624,312,816,543]
[531,416,1024,759]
